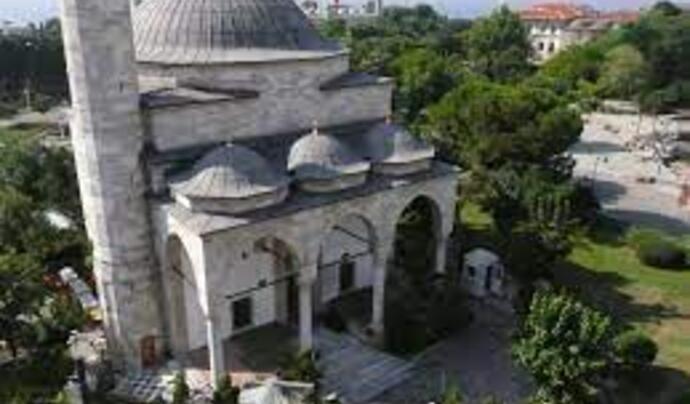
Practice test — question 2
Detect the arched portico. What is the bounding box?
[316,214,378,336]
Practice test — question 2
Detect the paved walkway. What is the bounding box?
[317,328,415,404]
[573,113,690,235]
[375,304,532,404]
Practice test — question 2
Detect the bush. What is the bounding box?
[614,331,658,368]
[212,375,240,404]
[280,351,321,385]
[637,241,687,269]
[440,384,463,404]
[627,228,687,270]
[171,372,190,404]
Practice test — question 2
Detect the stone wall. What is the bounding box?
[138,54,349,93]
[144,82,393,152]
[59,0,164,369]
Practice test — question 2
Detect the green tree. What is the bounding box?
[513,291,616,404]
[424,75,581,172]
[391,48,462,125]
[0,253,42,358]
[597,45,649,99]
[463,6,532,81]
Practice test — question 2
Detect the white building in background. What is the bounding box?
[58,0,457,392]
[519,3,639,62]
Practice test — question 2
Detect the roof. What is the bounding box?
[600,10,641,24]
[366,121,435,164]
[320,72,392,91]
[132,0,343,65]
[568,18,614,31]
[172,144,289,199]
[140,86,258,109]
[166,161,459,236]
[519,2,597,21]
[464,248,501,267]
[288,128,370,181]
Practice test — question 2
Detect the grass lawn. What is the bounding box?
[460,203,690,403]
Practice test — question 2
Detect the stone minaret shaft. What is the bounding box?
[59,0,162,369]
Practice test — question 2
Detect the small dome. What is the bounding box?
[288,129,370,181]
[172,144,289,213]
[367,121,435,165]
[133,0,342,64]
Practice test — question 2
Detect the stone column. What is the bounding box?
[435,234,449,275]
[206,314,225,388]
[299,274,315,352]
[371,236,393,338]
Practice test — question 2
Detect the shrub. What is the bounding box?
[627,228,687,270]
[280,351,321,385]
[171,372,190,404]
[614,331,658,368]
[637,240,687,269]
[441,384,463,404]
[513,291,615,404]
[212,374,240,404]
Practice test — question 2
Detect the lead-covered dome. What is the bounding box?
[133,0,342,64]
[366,121,435,176]
[172,143,289,214]
[288,128,370,193]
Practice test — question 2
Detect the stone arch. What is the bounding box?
[164,234,205,361]
[392,194,445,280]
[316,213,378,327]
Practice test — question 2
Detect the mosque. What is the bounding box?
[58,0,458,389]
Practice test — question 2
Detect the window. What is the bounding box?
[232,297,253,330]
[339,254,356,292]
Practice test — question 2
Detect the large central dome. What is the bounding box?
[133,0,343,64]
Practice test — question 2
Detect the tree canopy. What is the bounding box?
[462,6,533,82]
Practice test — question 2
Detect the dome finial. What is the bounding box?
[311,120,320,136]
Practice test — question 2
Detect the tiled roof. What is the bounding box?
[519,2,598,21]
[600,11,641,24]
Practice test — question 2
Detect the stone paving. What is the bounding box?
[317,327,415,404]
[374,303,532,404]
[572,113,690,234]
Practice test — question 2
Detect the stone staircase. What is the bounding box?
[316,328,415,404]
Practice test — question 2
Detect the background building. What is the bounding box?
[298,0,384,20]
[519,2,639,62]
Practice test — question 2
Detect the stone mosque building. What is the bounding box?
[58,0,458,388]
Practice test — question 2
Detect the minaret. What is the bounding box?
[58,0,163,369]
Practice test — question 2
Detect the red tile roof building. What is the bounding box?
[519,2,640,62]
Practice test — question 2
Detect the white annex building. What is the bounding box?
[58,0,458,388]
